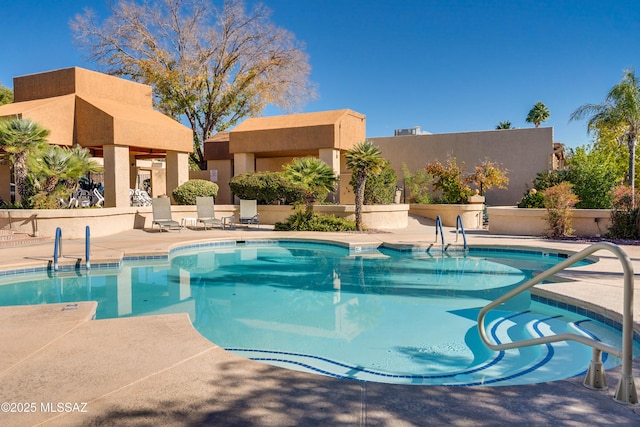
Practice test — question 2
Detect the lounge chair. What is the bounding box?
[151,198,180,232]
[239,199,260,227]
[196,196,234,230]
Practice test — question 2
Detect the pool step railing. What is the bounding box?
[477,241,638,405]
[455,214,467,250]
[433,215,467,252]
[53,226,91,271]
[434,216,444,247]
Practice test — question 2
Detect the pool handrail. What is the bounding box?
[477,241,637,405]
[434,215,444,247]
[85,225,91,270]
[455,214,467,250]
[53,227,62,271]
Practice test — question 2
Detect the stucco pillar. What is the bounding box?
[129,153,137,189]
[166,150,189,203]
[233,152,255,175]
[103,145,131,208]
[319,148,341,203]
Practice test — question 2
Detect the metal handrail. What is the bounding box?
[477,241,637,404]
[455,214,467,250]
[53,227,62,271]
[434,215,444,247]
[85,225,91,270]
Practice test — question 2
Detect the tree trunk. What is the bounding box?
[13,153,28,203]
[354,173,366,231]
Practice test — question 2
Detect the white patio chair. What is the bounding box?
[239,199,260,227]
[151,198,180,232]
[196,196,234,230]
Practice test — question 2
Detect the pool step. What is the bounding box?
[0,230,52,247]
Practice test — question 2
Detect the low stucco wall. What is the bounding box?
[0,205,238,239]
[409,203,484,229]
[313,204,409,229]
[0,203,409,238]
[487,206,612,237]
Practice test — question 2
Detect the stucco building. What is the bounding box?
[204,111,560,206]
[202,109,366,204]
[370,127,561,206]
[0,67,193,207]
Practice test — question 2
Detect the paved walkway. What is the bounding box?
[1,218,640,426]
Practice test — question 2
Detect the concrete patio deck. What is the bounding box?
[1,217,640,426]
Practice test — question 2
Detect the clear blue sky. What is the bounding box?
[2,0,639,148]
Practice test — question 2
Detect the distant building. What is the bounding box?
[394,126,431,136]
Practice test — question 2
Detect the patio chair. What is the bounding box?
[239,199,260,227]
[93,188,105,207]
[151,197,180,232]
[196,196,234,230]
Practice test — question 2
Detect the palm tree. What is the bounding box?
[283,157,337,213]
[345,140,385,231]
[570,69,640,208]
[28,145,72,193]
[496,121,512,129]
[526,101,550,127]
[0,118,49,203]
[28,145,102,194]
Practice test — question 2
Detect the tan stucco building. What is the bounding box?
[0,67,193,207]
[204,111,560,206]
[203,109,366,203]
[371,127,560,206]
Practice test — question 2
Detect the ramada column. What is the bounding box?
[166,151,190,203]
[233,152,255,204]
[103,145,131,208]
[319,148,341,203]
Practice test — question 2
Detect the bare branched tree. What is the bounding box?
[71,0,316,169]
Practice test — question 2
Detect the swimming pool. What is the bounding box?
[0,240,636,386]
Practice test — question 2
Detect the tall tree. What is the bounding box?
[345,141,385,231]
[570,69,640,208]
[283,157,337,213]
[495,121,511,129]
[0,118,50,203]
[71,0,315,169]
[0,83,12,106]
[526,101,550,127]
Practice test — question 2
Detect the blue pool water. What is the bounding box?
[0,241,636,386]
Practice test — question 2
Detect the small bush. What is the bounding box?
[607,185,640,239]
[402,164,432,204]
[425,157,472,204]
[275,210,356,231]
[543,182,579,237]
[172,179,219,205]
[517,188,545,208]
[229,171,305,205]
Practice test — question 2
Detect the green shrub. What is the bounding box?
[402,164,432,204]
[171,179,219,205]
[565,146,623,209]
[229,171,305,205]
[517,188,545,208]
[275,210,356,231]
[350,160,397,204]
[532,170,571,191]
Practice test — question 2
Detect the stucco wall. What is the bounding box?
[370,127,554,206]
[487,206,612,236]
